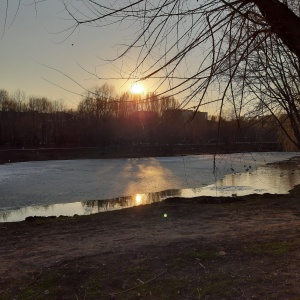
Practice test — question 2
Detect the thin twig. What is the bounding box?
[109,268,168,296]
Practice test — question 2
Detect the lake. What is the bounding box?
[0,152,299,222]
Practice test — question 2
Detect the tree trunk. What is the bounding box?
[253,0,300,60]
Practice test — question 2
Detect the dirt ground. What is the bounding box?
[0,185,300,300]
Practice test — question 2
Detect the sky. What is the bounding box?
[0,1,220,114]
[0,1,146,108]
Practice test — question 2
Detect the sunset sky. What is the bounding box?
[0,1,219,114]
[0,1,147,107]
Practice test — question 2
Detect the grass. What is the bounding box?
[19,276,57,300]
[194,272,240,298]
[183,249,218,260]
[122,279,188,300]
[244,241,295,255]
[127,265,148,276]
[171,249,218,270]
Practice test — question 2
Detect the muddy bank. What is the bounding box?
[0,185,300,299]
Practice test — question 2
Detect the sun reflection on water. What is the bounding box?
[1,157,300,222]
[135,194,142,205]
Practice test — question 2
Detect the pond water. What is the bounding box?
[0,152,299,222]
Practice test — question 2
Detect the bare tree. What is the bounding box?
[3,0,300,148]
[52,0,299,148]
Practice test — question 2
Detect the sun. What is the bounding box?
[130,82,144,94]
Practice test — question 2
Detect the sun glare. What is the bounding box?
[130,83,144,94]
[135,194,142,205]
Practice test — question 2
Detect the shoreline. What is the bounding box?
[0,146,211,165]
[1,152,300,298]
[1,153,299,223]
[0,145,283,164]
[1,185,300,299]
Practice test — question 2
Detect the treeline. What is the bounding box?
[0,85,286,150]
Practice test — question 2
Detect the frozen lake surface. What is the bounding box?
[0,152,299,222]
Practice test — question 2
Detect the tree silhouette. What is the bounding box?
[2,0,299,148]
[59,0,300,148]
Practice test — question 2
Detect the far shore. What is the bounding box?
[0,143,282,164]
